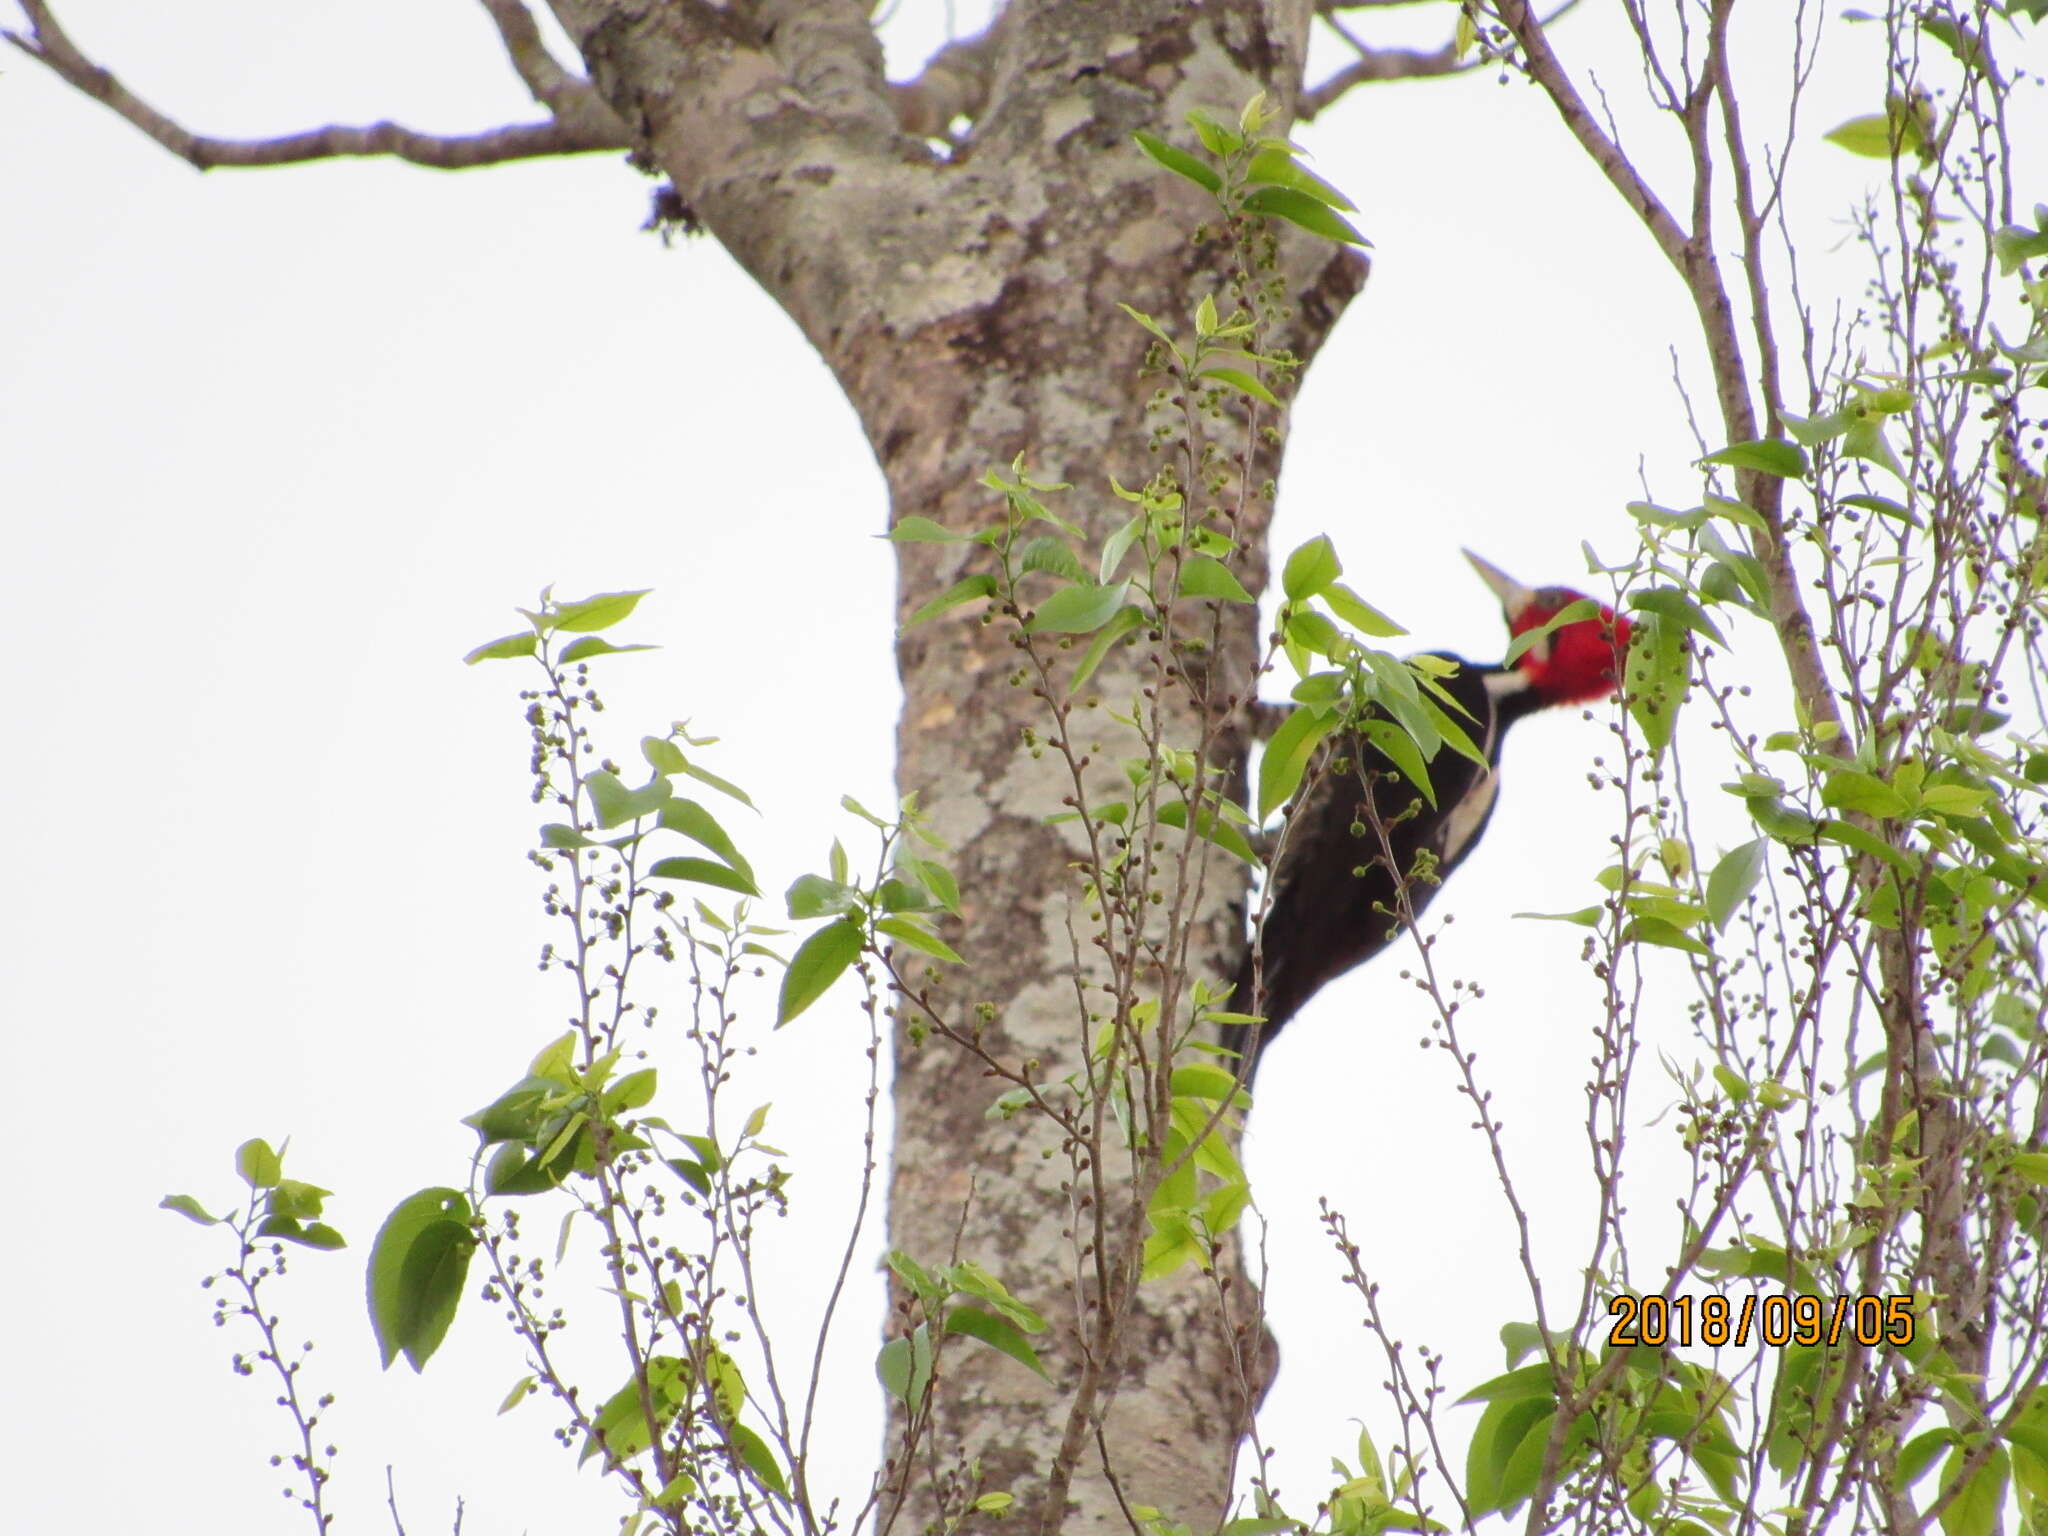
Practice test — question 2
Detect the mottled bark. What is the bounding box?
[543,0,1362,1526]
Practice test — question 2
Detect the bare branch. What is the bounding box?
[4,0,628,170]
[1299,41,1470,119]
[477,0,615,123]
[1301,0,1586,119]
[752,0,897,138]
[890,22,1004,139]
[1488,0,1694,275]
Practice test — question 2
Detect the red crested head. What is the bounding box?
[1464,551,1631,706]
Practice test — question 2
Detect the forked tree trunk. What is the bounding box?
[551,0,1363,1524]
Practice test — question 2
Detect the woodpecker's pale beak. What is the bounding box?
[1462,549,1538,615]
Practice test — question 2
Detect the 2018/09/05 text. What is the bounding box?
[1607,1294,1915,1350]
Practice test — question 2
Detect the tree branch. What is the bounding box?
[750,0,897,139]
[4,0,629,170]
[890,21,1005,139]
[1299,40,1470,119]
[1301,0,1583,119]
[477,0,627,135]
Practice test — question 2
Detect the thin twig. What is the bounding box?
[4,0,628,170]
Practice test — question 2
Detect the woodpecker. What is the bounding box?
[1232,551,1630,1076]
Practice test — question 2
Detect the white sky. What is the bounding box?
[6,3,2026,1532]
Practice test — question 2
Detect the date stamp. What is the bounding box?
[1607,1293,1916,1349]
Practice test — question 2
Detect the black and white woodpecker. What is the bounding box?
[1232,551,1631,1076]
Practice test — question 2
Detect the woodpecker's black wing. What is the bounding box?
[1231,656,1542,1074]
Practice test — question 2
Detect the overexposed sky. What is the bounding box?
[4,3,2001,1531]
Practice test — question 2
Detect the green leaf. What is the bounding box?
[1156,798,1260,864]
[586,769,672,829]
[1117,303,1182,358]
[1920,783,1992,817]
[1705,838,1767,931]
[1098,511,1147,583]
[1177,555,1254,603]
[946,1305,1051,1379]
[1819,767,1908,818]
[876,915,965,965]
[1068,604,1146,693]
[878,1323,935,1407]
[654,797,755,884]
[580,1357,689,1467]
[1171,1062,1247,1104]
[727,1422,789,1498]
[1623,610,1689,752]
[1824,107,1925,161]
[1351,717,1430,806]
[1844,414,1905,480]
[1994,222,2048,275]
[1025,580,1131,634]
[1940,1443,2009,1536]
[948,1260,1047,1331]
[1517,905,1603,927]
[268,1178,331,1221]
[1702,438,1808,479]
[1199,367,1281,407]
[1625,916,1712,956]
[1282,535,1341,602]
[777,918,863,1025]
[1503,598,1601,666]
[897,854,961,915]
[160,1194,218,1225]
[2009,1151,2048,1187]
[1460,1362,1561,1405]
[604,1069,658,1114]
[236,1138,283,1190]
[1017,534,1086,582]
[559,636,656,663]
[876,876,933,913]
[887,515,964,542]
[1285,607,1346,659]
[463,631,538,665]
[1241,185,1369,246]
[484,1143,560,1197]
[876,1337,913,1404]
[529,1030,579,1085]
[1749,796,1823,846]
[1630,586,1727,648]
[1244,146,1357,210]
[1898,1428,1960,1490]
[1258,703,1334,820]
[647,857,758,897]
[902,572,998,630]
[1323,582,1406,637]
[1840,492,1922,527]
[886,1249,945,1307]
[1131,130,1222,194]
[368,1188,475,1372]
[642,738,756,809]
[552,589,651,633]
[1699,524,1771,611]
[786,873,860,920]
[1185,109,1243,157]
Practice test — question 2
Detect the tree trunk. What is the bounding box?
[549,0,1363,1523]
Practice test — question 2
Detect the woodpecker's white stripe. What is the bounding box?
[1439,770,1498,867]
[1483,667,1536,700]
[1437,672,1516,867]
